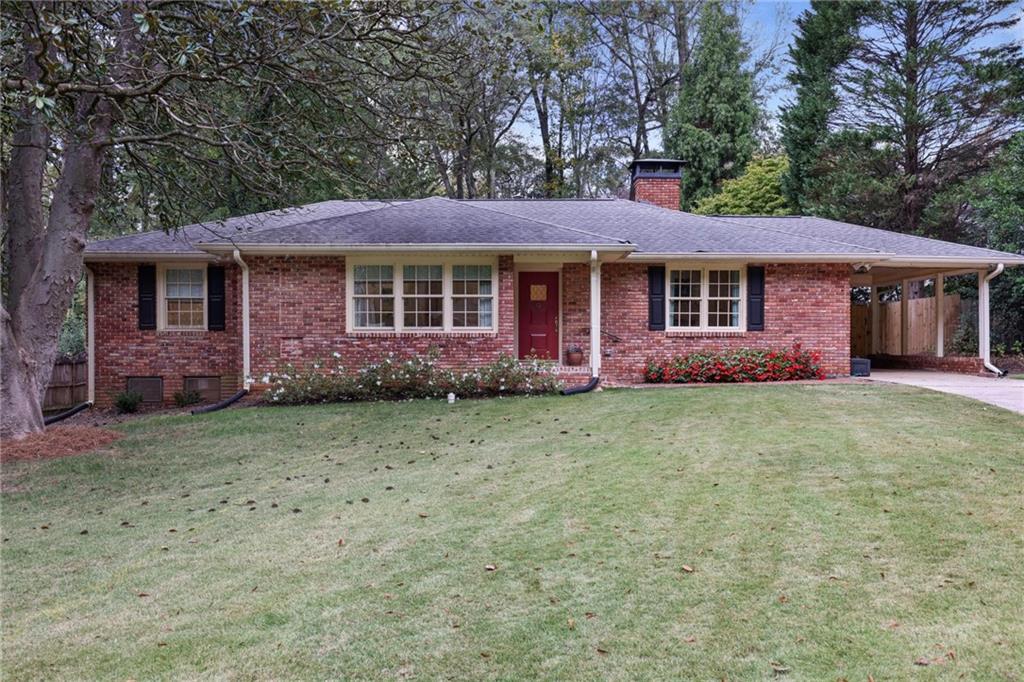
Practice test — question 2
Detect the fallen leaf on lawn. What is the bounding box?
[914,657,931,666]
[337,538,345,546]
[585,612,596,619]
[484,564,497,571]
[596,647,609,655]
[683,635,696,643]
[567,618,575,630]
[681,565,694,573]
[480,652,490,659]
[778,594,788,604]
[769,661,790,674]
[138,592,149,597]
[418,513,429,518]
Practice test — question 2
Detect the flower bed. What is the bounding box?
[644,345,825,383]
[264,351,562,405]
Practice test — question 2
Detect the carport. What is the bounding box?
[850,261,1008,375]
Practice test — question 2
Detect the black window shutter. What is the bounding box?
[747,266,765,331]
[207,265,226,331]
[138,264,157,330]
[648,265,666,331]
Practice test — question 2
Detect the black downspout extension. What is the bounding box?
[561,376,600,396]
[191,389,248,415]
[43,401,92,426]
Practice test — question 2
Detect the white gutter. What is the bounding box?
[589,249,601,377]
[85,267,96,405]
[980,263,1005,376]
[233,249,252,390]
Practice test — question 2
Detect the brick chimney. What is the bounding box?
[629,158,685,211]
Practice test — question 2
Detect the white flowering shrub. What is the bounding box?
[264,349,561,405]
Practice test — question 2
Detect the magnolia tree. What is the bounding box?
[0,1,453,438]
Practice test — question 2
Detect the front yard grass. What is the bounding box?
[2,384,1023,680]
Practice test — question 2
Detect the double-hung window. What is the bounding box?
[348,259,497,333]
[353,265,395,328]
[403,265,443,329]
[452,265,493,328]
[666,265,744,330]
[163,267,205,329]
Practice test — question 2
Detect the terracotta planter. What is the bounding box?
[565,350,584,366]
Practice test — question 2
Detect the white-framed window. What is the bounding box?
[353,265,395,328]
[666,264,745,330]
[347,257,498,333]
[402,264,444,329]
[159,265,206,330]
[452,264,494,328]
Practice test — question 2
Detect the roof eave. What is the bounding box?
[624,252,888,263]
[196,242,635,254]
[84,251,215,263]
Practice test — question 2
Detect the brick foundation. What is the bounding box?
[92,256,852,406]
[869,354,986,375]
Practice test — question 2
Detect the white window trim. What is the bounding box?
[157,263,207,331]
[346,256,499,334]
[665,262,746,331]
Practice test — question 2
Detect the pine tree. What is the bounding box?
[664,2,757,210]
[779,0,866,213]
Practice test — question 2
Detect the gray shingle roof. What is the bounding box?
[85,195,1024,264]
[199,196,627,247]
[86,200,390,254]
[468,199,878,255]
[710,215,1021,261]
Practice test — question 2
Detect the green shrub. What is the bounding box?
[264,350,561,405]
[173,389,203,407]
[644,344,825,383]
[115,390,143,413]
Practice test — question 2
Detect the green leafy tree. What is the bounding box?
[779,0,866,212]
[664,1,758,209]
[693,156,791,215]
[1,1,453,438]
[929,134,1024,346]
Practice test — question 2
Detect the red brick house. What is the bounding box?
[83,159,1024,407]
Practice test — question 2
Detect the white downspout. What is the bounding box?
[980,263,1005,376]
[232,249,252,389]
[86,266,95,404]
[589,249,601,378]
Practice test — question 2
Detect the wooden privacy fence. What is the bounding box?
[851,295,962,357]
[43,357,88,412]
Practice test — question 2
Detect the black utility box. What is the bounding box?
[851,357,871,377]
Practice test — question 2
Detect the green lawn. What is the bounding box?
[3,384,1023,680]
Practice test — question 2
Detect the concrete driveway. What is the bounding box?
[869,369,1024,414]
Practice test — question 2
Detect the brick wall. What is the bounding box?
[92,261,242,407]
[92,255,853,404]
[247,255,516,382]
[631,177,680,211]
[565,262,851,382]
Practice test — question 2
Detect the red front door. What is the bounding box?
[518,271,559,360]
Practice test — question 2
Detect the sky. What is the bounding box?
[513,0,1024,154]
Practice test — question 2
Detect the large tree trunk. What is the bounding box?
[2,82,111,440]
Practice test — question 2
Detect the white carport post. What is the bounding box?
[978,269,989,363]
[934,273,945,357]
[589,249,601,377]
[870,285,881,354]
[900,278,911,355]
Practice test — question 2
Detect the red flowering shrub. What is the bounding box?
[644,344,826,383]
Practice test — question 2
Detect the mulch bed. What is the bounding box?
[1,426,122,462]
